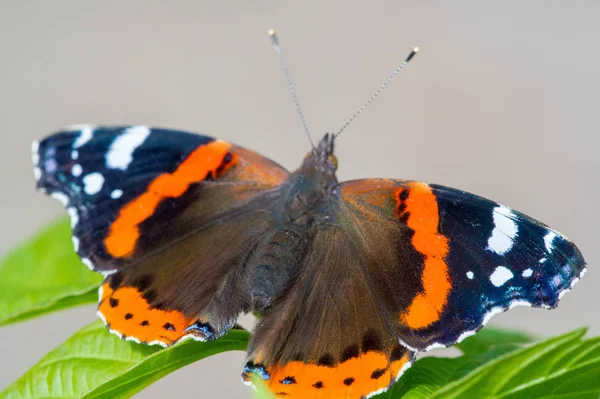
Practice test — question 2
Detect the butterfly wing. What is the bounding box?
[244,177,585,398]
[34,125,288,345]
[245,226,416,399]
[337,179,586,351]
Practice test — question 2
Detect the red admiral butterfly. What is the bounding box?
[32,31,586,399]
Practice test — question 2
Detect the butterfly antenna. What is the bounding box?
[334,47,419,138]
[268,29,315,148]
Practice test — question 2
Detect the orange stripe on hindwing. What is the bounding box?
[98,280,196,345]
[396,182,452,329]
[104,140,235,258]
[249,351,413,398]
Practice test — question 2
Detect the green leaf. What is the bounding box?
[456,327,535,355]
[0,219,101,326]
[251,376,276,399]
[374,328,600,399]
[0,321,250,399]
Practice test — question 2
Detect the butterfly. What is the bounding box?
[33,30,586,399]
[33,123,586,399]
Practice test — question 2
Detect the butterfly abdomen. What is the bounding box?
[249,228,309,311]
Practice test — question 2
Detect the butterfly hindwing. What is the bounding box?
[34,125,289,345]
[338,179,586,351]
[244,227,416,399]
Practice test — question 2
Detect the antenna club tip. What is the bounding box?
[268,28,276,37]
[413,47,420,53]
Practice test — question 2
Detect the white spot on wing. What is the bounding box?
[552,275,562,287]
[72,236,79,252]
[508,300,532,310]
[45,158,57,173]
[106,126,150,170]
[111,189,123,199]
[67,207,79,228]
[490,266,514,287]
[33,167,41,181]
[71,150,79,160]
[544,232,557,252]
[466,271,474,279]
[557,267,586,300]
[72,164,83,177]
[487,206,518,255]
[83,173,105,195]
[242,378,254,387]
[423,299,534,351]
[522,268,533,278]
[418,266,589,353]
[31,140,40,165]
[147,340,169,348]
[457,330,477,343]
[70,124,95,148]
[81,258,94,270]
[50,192,69,206]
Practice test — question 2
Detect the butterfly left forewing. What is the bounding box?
[338,179,586,351]
[34,125,287,272]
[35,125,289,346]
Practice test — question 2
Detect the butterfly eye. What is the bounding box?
[328,154,338,169]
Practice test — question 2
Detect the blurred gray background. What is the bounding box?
[1,1,598,397]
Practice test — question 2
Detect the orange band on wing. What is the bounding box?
[98,280,196,345]
[104,140,235,258]
[252,351,412,399]
[398,182,451,329]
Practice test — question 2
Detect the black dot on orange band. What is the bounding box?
[109,298,119,308]
[362,329,382,353]
[343,377,355,386]
[215,152,234,176]
[142,290,157,303]
[140,320,149,326]
[317,353,335,367]
[371,368,386,380]
[390,344,406,361]
[109,272,124,290]
[396,202,407,214]
[399,189,409,201]
[132,274,153,291]
[341,344,359,361]
[313,381,324,389]
[163,322,175,331]
[124,313,133,320]
[398,212,410,223]
[280,376,297,385]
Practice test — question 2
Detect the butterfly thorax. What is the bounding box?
[285,133,338,225]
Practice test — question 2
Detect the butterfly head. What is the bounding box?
[303,133,337,171]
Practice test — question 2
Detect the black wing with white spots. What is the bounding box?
[33,125,214,272]
[336,180,586,352]
[403,184,587,351]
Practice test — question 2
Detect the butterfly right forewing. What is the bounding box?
[338,179,586,351]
